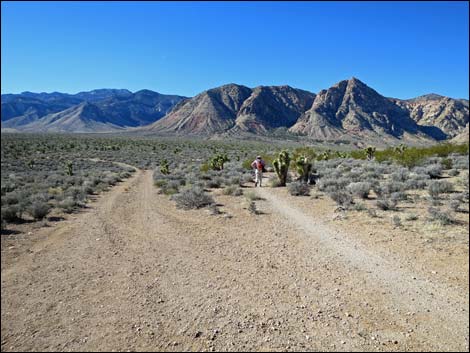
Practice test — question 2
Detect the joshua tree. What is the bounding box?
[394,143,407,155]
[160,159,170,175]
[295,155,312,183]
[318,150,331,161]
[209,153,229,171]
[65,161,73,176]
[365,146,376,160]
[273,150,291,186]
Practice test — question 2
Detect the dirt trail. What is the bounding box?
[1,170,468,351]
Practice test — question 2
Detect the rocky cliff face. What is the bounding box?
[289,78,421,139]
[145,84,253,135]
[234,86,315,133]
[393,94,469,139]
[146,84,315,135]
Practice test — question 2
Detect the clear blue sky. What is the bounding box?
[1,1,469,99]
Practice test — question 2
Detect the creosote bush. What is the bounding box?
[288,181,310,196]
[172,187,214,210]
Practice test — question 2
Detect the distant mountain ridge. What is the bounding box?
[1,79,468,142]
[1,89,187,132]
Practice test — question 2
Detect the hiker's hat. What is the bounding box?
[256,155,261,159]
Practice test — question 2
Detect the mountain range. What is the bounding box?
[1,79,468,142]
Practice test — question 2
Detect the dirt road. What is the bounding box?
[1,169,468,351]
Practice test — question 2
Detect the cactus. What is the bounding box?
[273,150,291,186]
[364,146,376,160]
[394,143,407,155]
[209,153,229,171]
[65,161,73,176]
[318,150,331,161]
[295,155,312,183]
[160,159,170,175]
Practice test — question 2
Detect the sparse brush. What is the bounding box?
[208,204,222,215]
[405,213,419,221]
[28,201,51,220]
[428,180,454,199]
[367,208,378,218]
[1,205,19,223]
[449,200,461,212]
[248,201,259,215]
[391,215,402,227]
[376,198,397,211]
[328,190,353,207]
[172,187,214,210]
[427,207,455,225]
[223,185,243,196]
[353,202,367,211]
[245,191,261,201]
[347,182,371,199]
[288,181,310,196]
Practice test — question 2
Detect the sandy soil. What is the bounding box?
[1,170,468,351]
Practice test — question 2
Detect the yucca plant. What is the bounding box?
[160,159,170,175]
[273,150,290,186]
[295,155,312,183]
[365,146,376,160]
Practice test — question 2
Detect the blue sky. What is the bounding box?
[1,1,468,98]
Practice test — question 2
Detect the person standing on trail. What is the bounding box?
[251,156,265,187]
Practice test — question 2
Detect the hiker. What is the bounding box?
[251,156,265,187]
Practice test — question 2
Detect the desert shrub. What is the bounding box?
[245,191,262,201]
[347,182,371,199]
[405,174,429,190]
[452,155,469,170]
[206,177,223,189]
[241,174,253,184]
[391,215,402,227]
[57,197,77,213]
[413,164,442,179]
[223,185,243,196]
[448,169,460,177]
[227,176,241,185]
[376,198,397,211]
[367,208,378,218]
[28,201,51,220]
[428,180,454,199]
[353,202,367,211]
[172,187,214,210]
[328,190,353,207]
[381,181,407,194]
[1,205,19,222]
[161,180,180,195]
[427,207,455,225]
[391,192,408,202]
[248,201,259,215]
[441,158,453,170]
[449,200,461,212]
[391,168,410,182]
[288,182,310,196]
[154,179,167,187]
[405,213,419,221]
[317,177,350,192]
[269,178,283,187]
